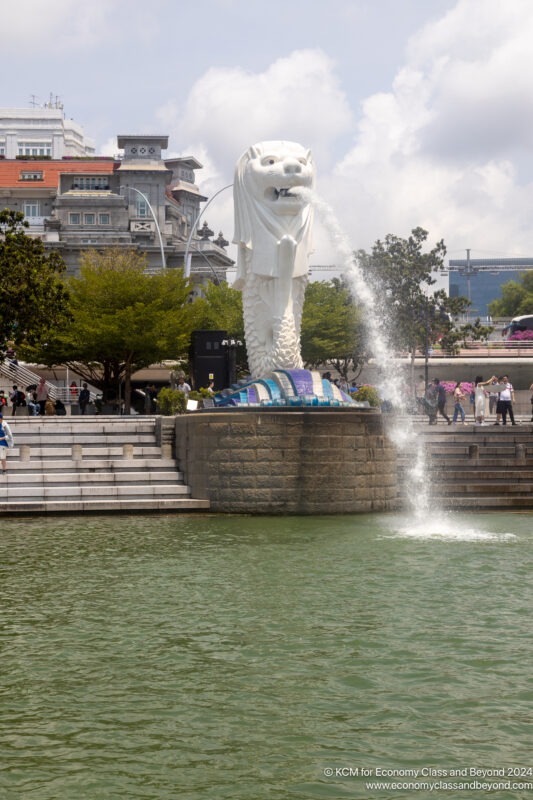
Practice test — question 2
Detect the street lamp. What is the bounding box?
[222,338,242,386]
[184,183,233,278]
[120,186,166,270]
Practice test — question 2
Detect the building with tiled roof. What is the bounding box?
[0,134,233,285]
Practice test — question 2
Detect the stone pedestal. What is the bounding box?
[175,409,399,514]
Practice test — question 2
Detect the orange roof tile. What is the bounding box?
[0,159,117,189]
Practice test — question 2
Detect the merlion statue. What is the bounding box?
[233,140,315,376]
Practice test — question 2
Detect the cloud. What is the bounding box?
[160,49,353,172]
[0,0,158,54]
[154,1,533,266]
[333,0,533,256]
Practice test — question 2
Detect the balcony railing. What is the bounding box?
[25,216,46,226]
[407,340,533,358]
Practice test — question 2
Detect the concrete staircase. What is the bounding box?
[1,417,210,515]
[410,424,533,509]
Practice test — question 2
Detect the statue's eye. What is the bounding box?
[298,158,307,165]
[262,157,277,166]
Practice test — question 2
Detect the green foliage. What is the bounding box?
[0,208,70,354]
[356,227,490,361]
[301,279,367,380]
[353,385,380,407]
[439,316,494,354]
[21,247,196,409]
[356,227,454,354]
[157,387,187,415]
[488,272,533,317]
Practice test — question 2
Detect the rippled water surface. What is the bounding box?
[1,512,532,799]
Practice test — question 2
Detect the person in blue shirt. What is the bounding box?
[0,412,14,474]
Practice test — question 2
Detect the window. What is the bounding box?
[0,145,5,156]
[17,142,52,156]
[72,176,110,190]
[23,200,40,218]
[136,197,149,217]
[20,171,43,181]
[84,214,95,225]
[99,213,110,224]
[69,213,80,225]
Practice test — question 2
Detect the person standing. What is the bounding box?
[0,412,14,474]
[530,381,533,422]
[434,378,452,425]
[474,376,498,425]
[488,379,500,417]
[499,375,516,426]
[143,384,153,415]
[177,376,191,396]
[9,385,25,416]
[36,377,48,415]
[425,381,438,425]
[78,383,91,415]
[452,381,467,424]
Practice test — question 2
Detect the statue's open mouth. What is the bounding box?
[264,186,302,202]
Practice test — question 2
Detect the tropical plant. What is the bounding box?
[353,385,380,407]
[157,387,187,415]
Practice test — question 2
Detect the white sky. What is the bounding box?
[2,0,533,269]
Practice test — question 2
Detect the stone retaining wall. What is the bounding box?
[175,409,399,514]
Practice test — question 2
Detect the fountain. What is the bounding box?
[214,140,366,409]
[174,140,399,514]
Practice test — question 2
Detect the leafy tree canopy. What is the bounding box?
[356,227,491,359]
[488,272,533,317]
[21,247,196,409]
[301,279,367,380]
[0,208,70,354]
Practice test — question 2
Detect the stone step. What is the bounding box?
[12,434,156,444]
[426,446,528,456]
[8,446,163,459]
[421,458,533,469]
[5,414,154,433]
[0,498,210,515]
[0,484,191,500]
[436,482,533,495]
[0,471,183,486]
[436,495,533,509]
[3,458,178,473]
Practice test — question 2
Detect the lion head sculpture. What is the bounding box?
[232,141,316,289]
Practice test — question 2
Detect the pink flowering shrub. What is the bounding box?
[508,330,533,341]
[441,381,474,395]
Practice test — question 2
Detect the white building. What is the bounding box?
[0,106,95,159]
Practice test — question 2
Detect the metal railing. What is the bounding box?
[406,341,533,358]
[0,361,99,402]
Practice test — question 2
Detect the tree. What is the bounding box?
[488,272,533,317]
[21,248,196,411]
[356,227,490,378]
[0,209,69,354]
[300,279,367,380]
[193,280,248,372]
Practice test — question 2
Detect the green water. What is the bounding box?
[1,513,532,800]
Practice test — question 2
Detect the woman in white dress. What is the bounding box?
[474,375,500,425]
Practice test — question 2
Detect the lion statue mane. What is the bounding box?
[232,140,316,377]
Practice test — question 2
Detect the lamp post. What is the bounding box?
[184,183,233,278]
[222,338,242,386]
[120,186,166,270]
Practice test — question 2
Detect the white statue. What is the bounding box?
[233,140,315,376]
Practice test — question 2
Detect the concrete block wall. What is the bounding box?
[175,409,399,514]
